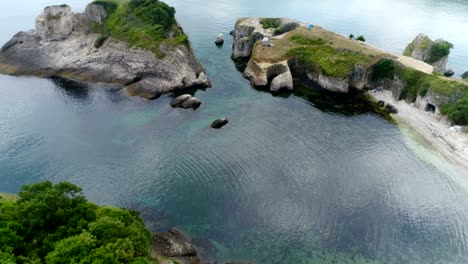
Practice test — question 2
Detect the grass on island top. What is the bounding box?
[250,25,468,125]
[251,27,389,77]
[92,0,189,58]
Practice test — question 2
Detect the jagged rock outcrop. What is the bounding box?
[231,17,298,60]
[0,3,211,100]
[170,94,202,109]
[403,33,452,74]
[244,60,294,92]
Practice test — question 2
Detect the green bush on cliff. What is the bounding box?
[441,97,468,125]
[92,0,188,58]
[428,41,454,64]
[0,181,152,263]
[371,58,396,81]
[260,18,281,29]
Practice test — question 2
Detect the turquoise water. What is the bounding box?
[1,0,468,263]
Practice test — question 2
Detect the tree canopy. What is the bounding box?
[0,181,153,263]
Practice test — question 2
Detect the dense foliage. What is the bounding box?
[260,18,281,29]
[427,41,454,64]
[92,0,188,57]
[0,182,152,263]
[371,58,468,125]
[356,35,366,42]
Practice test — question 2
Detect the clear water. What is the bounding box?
[1,0,468,263]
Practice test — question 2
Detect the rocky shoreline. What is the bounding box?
[231,17,468,169]
[0,3,211,100]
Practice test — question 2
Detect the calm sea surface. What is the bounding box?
[1,0,468,263]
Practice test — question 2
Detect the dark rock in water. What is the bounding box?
[229,30,235,36]
[211,118,229,129]
[461,71,468,79]
[377,100,385,107]
[215,36,224,46]
[152,229,197,257]
[152,229,200,264]
[385,104,398,114]
[170,94,202,109]
[444,69,455,77]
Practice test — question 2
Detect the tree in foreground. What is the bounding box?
[0,181,152,263]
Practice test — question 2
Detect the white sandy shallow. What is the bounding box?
[368,90,468,170]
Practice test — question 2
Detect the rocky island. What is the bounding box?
[232,17,468,167]
[0,0,211,100]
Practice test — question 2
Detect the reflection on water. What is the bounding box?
[1,0,468,263]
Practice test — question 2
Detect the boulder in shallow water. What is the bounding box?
[170,94,202,109]
[152,229,197,257]
[211,118,229,129]
[461,71,468,79]
[215,37,224,46]
[444,69,454,77]
[385,104,398,114]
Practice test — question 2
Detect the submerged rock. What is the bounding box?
[385,104,398,114]
[170,94,202,109]
[0,2,211,100]
[211,118,229,129]
[461,71,468,79]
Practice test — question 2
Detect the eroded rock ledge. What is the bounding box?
[231,17,468,126]
[0,3,211,100]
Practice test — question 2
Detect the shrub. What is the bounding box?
[0,181,153,263]
[290,35,326,45]
[260,18,281,29]
[371,58,396,81]
[94,35,109,48]
[92,0,118,14]
[441,98,468,125]
[428,41,453,63]
[356,35,366,42]
[349,34,354,40]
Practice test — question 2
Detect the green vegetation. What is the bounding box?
[92,0,188,58]
[427,41,453,63]
[371,58,468,125]
[94,35,109,48]
[290,35,326,46]
[356,35,366,42]
[0,181,153,263]
[403,36,453,64]
[287,46,373,77]
[349,34,354,40]
[260,18,281,29]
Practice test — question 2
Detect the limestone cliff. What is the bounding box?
[403,33,453,74]
[0,3,211,100]
[231,17,468,125]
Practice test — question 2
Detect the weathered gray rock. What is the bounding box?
[153,229,197,257]
[403,34,451,73]
[170,94,201,109]
[211,118,229,129]
[461,71,468,79]
[0,4,211,100]
[385,104,398,114]
[270,70,293,92]
[35,5,74,41]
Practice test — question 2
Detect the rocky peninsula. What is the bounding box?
[232,17,468,168]
[0,1,211,100]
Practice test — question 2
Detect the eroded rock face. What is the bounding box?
[0,4,211,100]
[244,60,294,92]
[462,71,468,79]
[270,70,293,92]
[35,5,74,41]
[403,34,450,73]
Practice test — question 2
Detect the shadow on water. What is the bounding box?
[50,77,91,101]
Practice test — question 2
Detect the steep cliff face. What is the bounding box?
[403,34,453,74]
[0,3,211,100]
